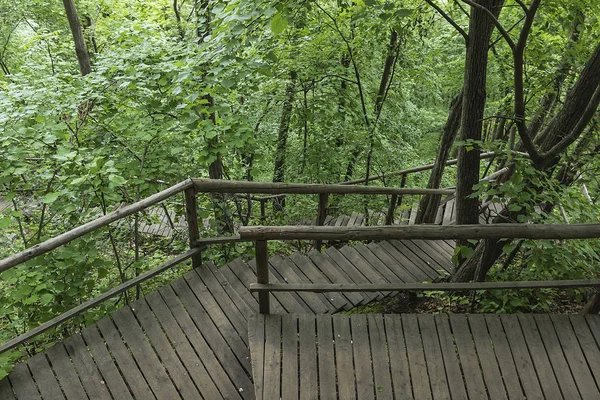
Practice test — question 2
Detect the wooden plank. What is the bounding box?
[110,308,180,399]
[402,314,432,400]
[584,316,600,384]
[0,379,15,400]
[387,240,436,280]
[230,259,287,314]
[200,260,253,320]
[45,343,90,400]
[248,314,265,400]
[353,243,405,284]
[372,242,422,282]
[170,279,254,396]
[8,363,40,400]
[263,315,282,400]
[144,291,223,399]
[499,314,544,399]
[289,253,348,311]
[308,250,365,306]
[267,258,315,313]
[392,240,441,279]
[27,353,65,400]
[467,314,508,400]
[281,315,299,400]
[63,334,112,400]
[324,247,380,304]
[384,315,413,400]
[351,314,375,400]
[184,269,251,350]
[248,259,310,314]
[206,261,256,316]
[218,261,260,311]
[417,314,451,400]
[337,246,389,300]
[132,300,202,399]
[550,314,600,399]
[408,203,418,225]
[159,285,244,399]
[299,314,318,400]
[317,316,337,399]
[333,315,357,400]
[532,314,581,400]
[434,314,468,400]
[449,314,487,399]
[569,315,600,390]
[442,199,453,225]
[80,325,134,400]
[517,314,563,399]
[270,255,331,313]
[368,314,393,400]
[410,239,454,274]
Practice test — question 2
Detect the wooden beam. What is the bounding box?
[192,179,453,196]
[385,194,398,225]
[249,279,600,293]
[0,248,201,354]
[255,240,270,314]
[184,187,202,268]
[192,235,244,247]
[239,223,600,241]
[0,179,194,273]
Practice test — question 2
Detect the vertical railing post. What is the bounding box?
[256,240,270,314]
[385,194,398,225]
[184,187,202,269]
[260,199,266,220]
[397,173,407,209]
[315,193,329,251]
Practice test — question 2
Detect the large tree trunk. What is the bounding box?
[416,90,463,224]
[455,0,504,230]
[62,0,92,76]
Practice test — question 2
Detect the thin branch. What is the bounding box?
[460,0,515,49]
[424,0,468,42]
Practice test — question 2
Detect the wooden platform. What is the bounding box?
[249,313,600,400]
[0,239,454,399]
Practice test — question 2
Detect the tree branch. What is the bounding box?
[460,0,515,49]
[424,0,468,42]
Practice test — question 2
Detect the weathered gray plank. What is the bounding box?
[317,316,337,399]
[402,314,432,400]
[351,314,375,400]
[434,314,468,400]
[281,315,299,400]
[368,314,393,400]
[45,343,90,400]
[418,314,451,400]
[449,314,487,399]
[384,315,413,400]
[9,363,40,400]
[27,353,65,400]
[263,315,282,400]
[299,314,318,400]
[333,315,357,400]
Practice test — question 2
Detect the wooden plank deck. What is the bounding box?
[0,238,454,399]
[249,313,600,400]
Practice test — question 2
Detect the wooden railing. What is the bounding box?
[239,224,600,314]
[0,179,448,353]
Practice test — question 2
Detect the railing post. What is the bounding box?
[184,187,202,269]
[397,173,407,209]
[385,194,398,225]
[260,199,266,220]
[315,193,329,251]
[256,240,270,314]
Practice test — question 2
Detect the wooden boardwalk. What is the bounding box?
[0,239,454,399]
[250,313,600,400]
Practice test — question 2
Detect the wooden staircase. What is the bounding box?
[0,238,454,399]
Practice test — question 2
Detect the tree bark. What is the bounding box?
[62,0,92,76]
[455,0,504,230]
[272,71,297,210]
[417,90,463,224]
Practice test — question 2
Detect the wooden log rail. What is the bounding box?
[239,223,600,314]
[0,178,447,352]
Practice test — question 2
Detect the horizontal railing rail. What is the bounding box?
[240,223,600,314]
[0,178,443,352]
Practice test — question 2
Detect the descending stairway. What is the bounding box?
[0,239,454,399]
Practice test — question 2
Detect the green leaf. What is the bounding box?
[0,217,10,228]
[41,193,60,204]
[270,13,288,35]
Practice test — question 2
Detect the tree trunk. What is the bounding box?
[416,90,463,224]
[272,71,297,210]
[455,0,504,230]
[62,0,92,76]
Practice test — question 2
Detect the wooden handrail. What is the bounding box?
[192,179,453,195]
[0,179,194,273]
[241,223,600,241]
[249,280,600,292]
